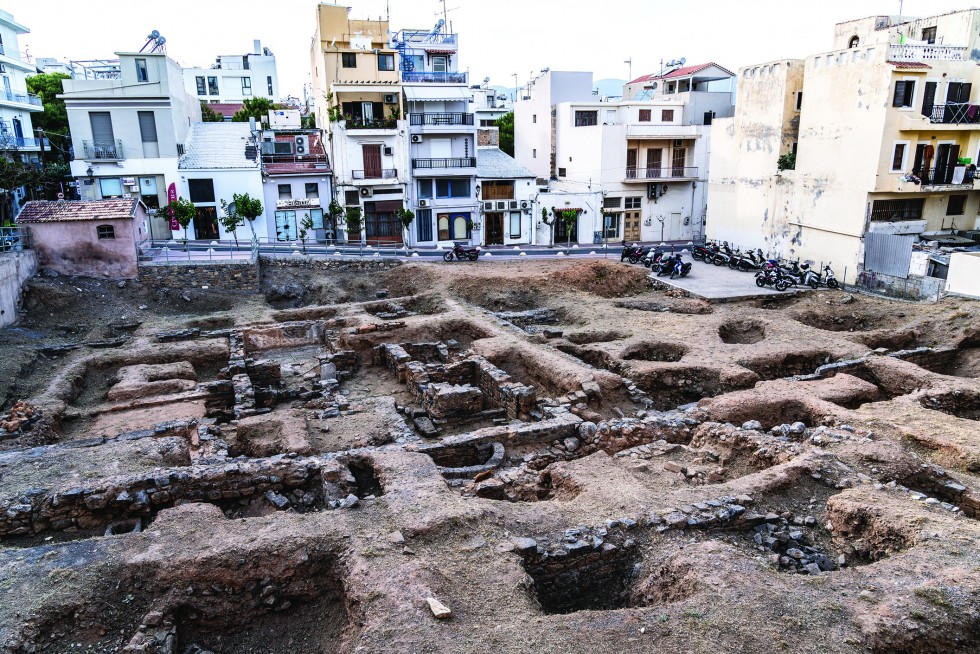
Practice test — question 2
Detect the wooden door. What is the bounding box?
[922,81,937,119]
[624,211,641,241]
[672,147,686,177]
[626,148,638,178]
[485,213,504,245]
[362,144,382,178]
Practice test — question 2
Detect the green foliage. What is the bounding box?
[541,206,550,224]
[231,97,276,123]
[219,192,263,243]
[166,197,197,240]
[345,207,363,239]
[301,112,316,129]
[496,111,514,156]
[327,199,344,222]
[0,159,70,223]
[557,209,578,227]
[25,73,71,162]
[777,151,796,171]
[200,102,225,122]
[398,207,415,229]
[299,213,314,253]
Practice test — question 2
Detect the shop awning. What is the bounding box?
[403,86,472,101]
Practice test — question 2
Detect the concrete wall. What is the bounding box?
[0,250,38,327]
[834,10,980,51]
[946,251,980,298]
[28,216,145,279]
[514,71,594,180]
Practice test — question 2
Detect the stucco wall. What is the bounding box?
[28,218,143,279]
[0,250,38,327]
[947,251,980,298]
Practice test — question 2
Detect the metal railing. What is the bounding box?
[409,112,474,126]
[343,117,398,130]
[927,103,980,124]
[412,157,476,169]
[887,44,968,62]
[913,166,976,186]
[401,71,468,84]
[626,166,698,180]
[1,226,31,252]
[82,139,125,161]
[352,168,398,179]
[0,89,42,107]
[0,136,41,150]
[397,31,458,46]
[142,237,408,262]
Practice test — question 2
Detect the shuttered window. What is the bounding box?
[893,80,915,107]
[89,112,114,143]
[138,111,158,143]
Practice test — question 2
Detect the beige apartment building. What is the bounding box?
[709,9,980,284]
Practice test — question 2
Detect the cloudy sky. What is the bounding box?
[14,0,972,98]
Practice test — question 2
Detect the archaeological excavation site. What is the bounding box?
[2,256,980,653]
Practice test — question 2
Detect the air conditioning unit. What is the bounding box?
[295,135,308,154]
[411,134,423,143]
[520,200,529,210]
[495,201,507,211]
[483,201,494,211]
[128,184,139,192]
[418,199,429,208]
[360,187,372,197]
[384,93,398,104]
[0,64,6,74]
[673,139,684,147]
[509,200,519,210]
[383,146,393,156]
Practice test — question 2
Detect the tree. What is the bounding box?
[219,192,263,245]
[25,73,71,162]
[398,207,415,247]
[201,102,225,122]
[554,208,578,250]
[166,197,197,248]
[231,97,276,123]
[777,152,797,171]
[496,111,514,156]
[299,213,314,254]
[344,207,363,243]
[327,199,344,242]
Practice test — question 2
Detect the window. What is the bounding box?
[893,80,915,108]
[603,212,620,239]
[138,111,157,143]
[795,91,803,111]
[344,190,360,205]
[558,167,567,177]
[533,114,537,124]
[509,211,521,238]
[703,111,715,125]
[625,197,642,209]
[278,184,292,200]
[638,109,652,122]
[342,52,357,68]
[195,76,206,95]
[869,198,925,222]
[305,183,318,199]
[532,148,537,158]
[416,208,433,241]
[267,76,274,96]
[947,194,967,215]
[603,197,622,209]
[187,178,215,203]
[406,54,424,72]
[922,26,937,44]
[417,179,433,199]
[435,178,470,198]
[661,109,675,122]
[309,209,324,229]
[242,77,252,96]
[96,224,115,240]
[891,143,907,171]
[135,58,148,83]
[848,36,860,48]
[99,178,123,198]
[207,77,218,95]
[431,55,448,73]
[89,111,115,144]
[574,110,598,126]
[378,54,395,71]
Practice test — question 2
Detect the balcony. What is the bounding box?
[397,31,458,47]
[401,71,468,84]
[926,103,980,125]
[914,165,975,189]
[0,136,41,150]
[0,89,42,108]
[409,112,474,127]
[412,157,476,170]
[352,168,398,180]
[624,166,698,182]
[887,44,968,62]
[82,140,125,161]
[343,117,398,131]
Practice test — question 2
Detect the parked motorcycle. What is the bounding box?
[642,247,667,268]
[711,242,735,267]
[691,242,715,262]
[443,243,481,262]
[669,255,692,279]
[620,243,646,263]
[734,248,766,273]
[755,260,781,288]
[802,264,840,289]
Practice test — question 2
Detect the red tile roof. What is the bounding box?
[629,62,734,85]
[16,199,140,224]
[888,61,932,69]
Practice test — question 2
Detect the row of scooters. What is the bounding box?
[691,241,840,290]
[620,243,692,278]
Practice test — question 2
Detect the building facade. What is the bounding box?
[182,41,279,105]
[476,145,536,245]
[708,9,980,283]
[61,52,202,232]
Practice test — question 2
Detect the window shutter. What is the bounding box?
[921,82,937,118]
[138,111,158,143]
[960,83,973,103]
[893,81,908,107]
[89,112,114,143]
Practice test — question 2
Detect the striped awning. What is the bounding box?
[424,48,455,54]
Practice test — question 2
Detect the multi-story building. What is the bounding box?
[182,41,279,105]
[0,9,44,218]
[34,57,72,76]
[476,139,536,246]
[515,65,734,245]
[708,9,980,284]
[61,51,202,239]
[473,83,512,127]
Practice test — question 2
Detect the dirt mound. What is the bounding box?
[546,260,649,298]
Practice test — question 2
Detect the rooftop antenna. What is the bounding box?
[139,30,167,54]
[624,58,632,81]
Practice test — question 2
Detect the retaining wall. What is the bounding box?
[0,250,38,327]
[137,255,259,291]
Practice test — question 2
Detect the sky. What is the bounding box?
[13,0,975,100]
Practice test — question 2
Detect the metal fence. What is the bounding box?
[863,233,914,278]
[141,237,407,262]
[1,226,31,252]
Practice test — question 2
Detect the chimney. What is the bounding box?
[253,39,261,55]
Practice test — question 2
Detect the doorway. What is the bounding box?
[669,212,683,239]
[193,206,220,240]
[485,212,504,245]
[362,144,382,179]
[624,211,641,241]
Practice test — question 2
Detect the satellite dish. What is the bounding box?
[679,57,687,65]
[148,30,160,39]
[650,82,658,90]
[436,18,445,28]
[157,36,166,45]
[483,76,490,83]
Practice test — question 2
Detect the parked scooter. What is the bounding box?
[443,242,481,262]
[620,243,646,263]
[711,242,735,267]
[669,254,692,279]
[691,242,715,262]
[802,264,840,289]
[734,248,766,273]
[642,247,667,268]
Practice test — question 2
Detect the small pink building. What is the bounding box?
[16,199,148,279]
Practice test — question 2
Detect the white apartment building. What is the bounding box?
[0,9,44,218]
[476,145,536,246]
[34,57,72,76]
[473,84,512,127]
[183,41,279,105]
[61,52,202,238]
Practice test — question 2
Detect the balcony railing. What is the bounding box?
[926,103,980,124]
[409,112,474,126]
[887,44,968,62]
[626,166,698,180]
[0,89,42,107]
[343,117,398,130]
[911,165,975,186]
[412,157,476,169]
[352,169,398,180]
[401,71,468,84]
[397,31,458,46]
[0,136,41,149]
[82,139,125,161]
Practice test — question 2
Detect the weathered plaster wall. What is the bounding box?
[0,250,38,327]
[29,219,141,279]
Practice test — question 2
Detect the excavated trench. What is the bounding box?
[565,330,629,345]
[718,319,767,345]
[738,351,835,381]
[622,342,689,362]
[555,344,622,373]
[920,390,980,421]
